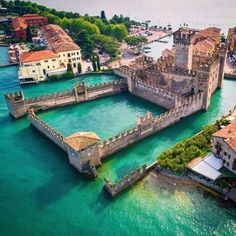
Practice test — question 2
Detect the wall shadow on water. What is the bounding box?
[17,125,92,209]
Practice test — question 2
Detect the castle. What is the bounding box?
[116,27,227,110]
[4,27,227,178]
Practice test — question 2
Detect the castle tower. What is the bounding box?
[173,28,195,70]
[217,43,227,88]
[4,91,26,118]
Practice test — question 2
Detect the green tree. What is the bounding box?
[26,26,32,42]
[125,35,147,47]
[91,55,97,71]
[77,62,82,74]
[111,24,128,42]
[96,55,101,71]
[100,10,106,20]
[75,30,96,59]
[67,63,72,73]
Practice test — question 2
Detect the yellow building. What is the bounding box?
[41,24,82,74]
[18,24,82,84]
[18,50,67,84]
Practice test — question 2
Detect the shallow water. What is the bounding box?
[0,50,236,235]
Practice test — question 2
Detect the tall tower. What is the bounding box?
[217,43,228,88]
[173,28,195,70]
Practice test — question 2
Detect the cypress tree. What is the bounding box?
[91,55,97,71]
[77,62,82,74]
[26,26,32,42]
[96,56,101,71]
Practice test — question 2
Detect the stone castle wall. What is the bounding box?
[27,109,67,151]
[27,109,100,178]
[128,78,181,109]
[99,92,203,159]
[104,164,147,197]
[5,79,128,118]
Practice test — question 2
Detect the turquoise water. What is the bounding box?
[0,46,9,64]
[0,57,236,234]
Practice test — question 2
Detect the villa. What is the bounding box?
[18,24,82,84]
[18,50,68,84]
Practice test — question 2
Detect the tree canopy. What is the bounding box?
[1,0,135,58]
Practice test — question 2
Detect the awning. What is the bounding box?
[189,153,223,181]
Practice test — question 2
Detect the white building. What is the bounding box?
[18,50,67,84]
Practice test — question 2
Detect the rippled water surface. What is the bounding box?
[0,47,236,235]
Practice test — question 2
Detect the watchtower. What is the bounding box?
[173,28,196,70]
[4,91,26,118]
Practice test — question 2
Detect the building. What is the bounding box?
[212,120,236,173]
[159,27,226,109]
[18,24,82,83]
[12,14,48,41]
[227,27,236,53]
[18,50,67,84]
[40,24,82,74]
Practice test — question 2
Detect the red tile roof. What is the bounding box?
[12,16,27,31]
[41,24,80,53]
[20,50,58,63]
[192,27,221,54]
[213,119,236,152]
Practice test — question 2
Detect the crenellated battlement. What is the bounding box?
[5,91,24,101]
[86,79,127,91]
[104,164,147,197]
[5,79,128,118]
[26,90,74,103]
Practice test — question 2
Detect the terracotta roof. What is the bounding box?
[64,132,100,151]
[192,27,221,55]
[213,119,236,152]
[12,17,27,31]
[41,24,80,53]
[20,50,58,63]
[228,27,236,40]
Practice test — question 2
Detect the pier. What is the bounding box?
[0,62,18,68]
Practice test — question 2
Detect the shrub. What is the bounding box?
[157,123,220,173]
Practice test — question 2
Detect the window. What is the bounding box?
[68,53,71,57]
[32,70,35,73]
[52,59,56,62]
[44,60,48,63]
[77,52,79,55]
[36,63,41,66]
[73,63,76,68]
[69,59,71,62]
[48,66,50,69]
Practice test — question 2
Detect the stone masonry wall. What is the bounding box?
[99,92,203,159]
[5,79,127,118]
